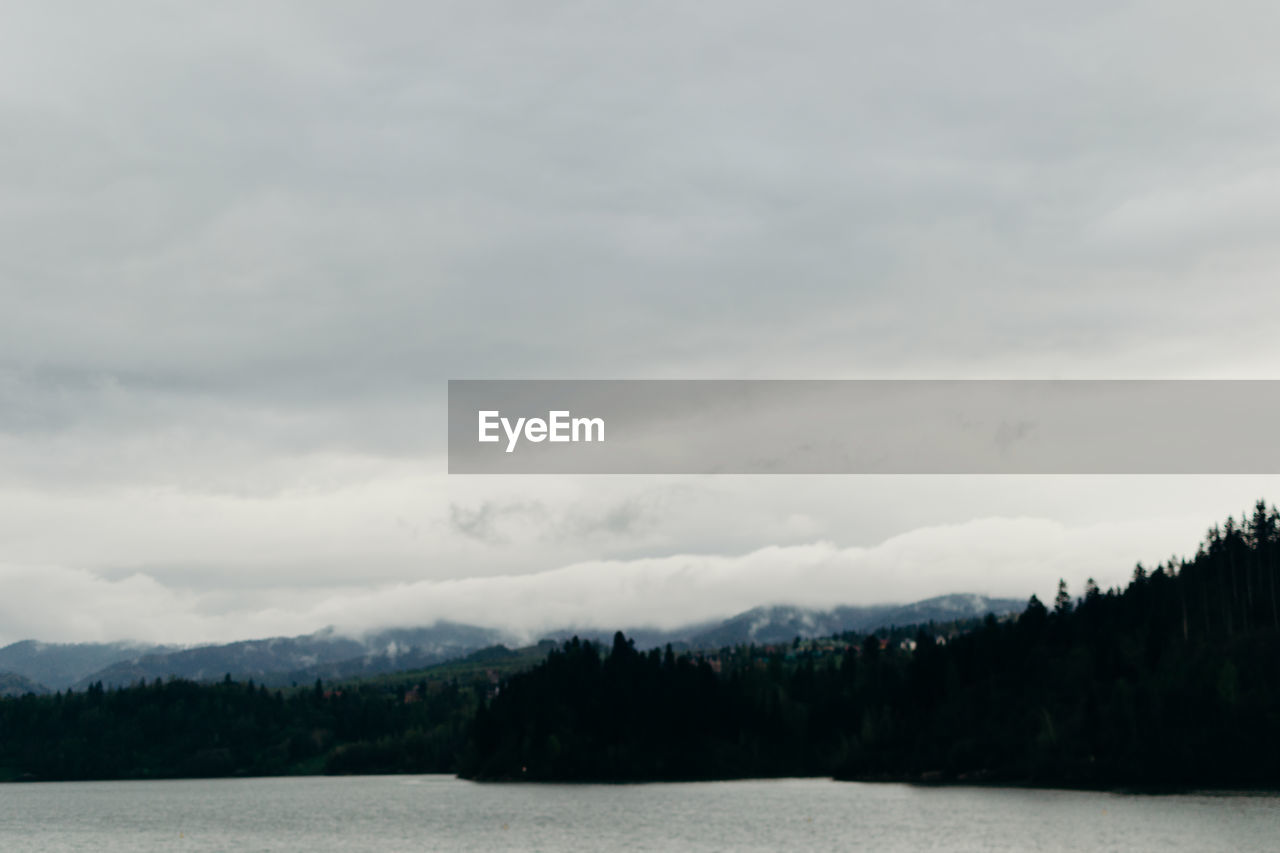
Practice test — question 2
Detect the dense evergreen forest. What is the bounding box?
[462,501,1280,788]
[0,671,482,781]
[3,503,1279,789]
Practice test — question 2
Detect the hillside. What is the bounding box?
[0,672,48,698]
[462,502,1280,788]
[3,596,1018,690]
[4,503,1277,788]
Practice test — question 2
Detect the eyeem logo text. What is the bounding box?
[478,410,605,453]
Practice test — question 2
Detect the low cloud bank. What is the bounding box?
[0,515,1190,646]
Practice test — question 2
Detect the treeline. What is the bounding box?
[461,502,1280,788]
[0,674,478,781]
[3,503,1279,787]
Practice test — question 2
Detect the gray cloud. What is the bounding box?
[2,2,1280,641]
[449,500,548,546]
[0,513,1214,645]
[449,494,659,547]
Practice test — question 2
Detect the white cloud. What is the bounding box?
[1091,168,1280,253]
[0,514,1207,645]
[2,2,1280,646]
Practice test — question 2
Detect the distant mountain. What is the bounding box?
[73,629,361,690]
[685,594,1024,648]
[540,594,1024,651]
[0,594,1023,691]
[70,623,511,690]
[275,623,516,686]
[0,640,169,691]
[0,670,50,698]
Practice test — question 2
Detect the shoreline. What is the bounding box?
[5,767,1279,798]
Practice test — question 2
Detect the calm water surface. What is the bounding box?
[0,775,1275,852]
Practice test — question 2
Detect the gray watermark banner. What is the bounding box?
[448,380,1280,474]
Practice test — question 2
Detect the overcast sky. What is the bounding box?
[3,2,1280,645]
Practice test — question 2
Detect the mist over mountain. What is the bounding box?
[0,641,173,692]
[0,594,1021,691]
[0,671,50,698]
[687,595,1024,647]
[544,594,1023,649]
[64,623,513,690]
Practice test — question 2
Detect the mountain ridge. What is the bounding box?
[0,593,1023,691]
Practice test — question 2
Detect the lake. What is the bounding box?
[0,775,1275,852]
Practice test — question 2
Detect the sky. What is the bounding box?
[3,1,1280,645]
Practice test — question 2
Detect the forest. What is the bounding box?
[2,502,1278,789]
[463,500,1280,787]
[0,673,479,781]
